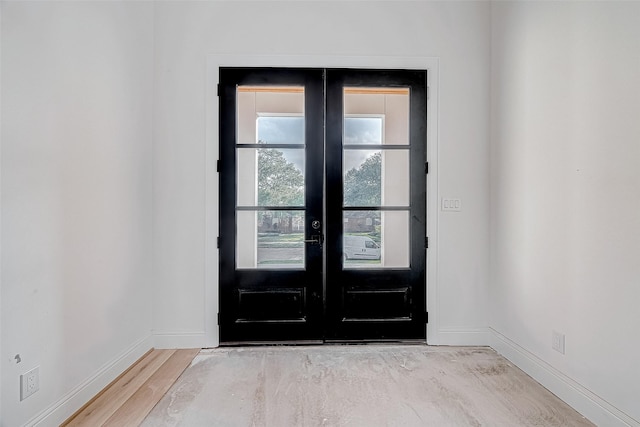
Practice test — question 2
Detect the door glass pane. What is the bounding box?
[343,149,409,207]
[237,210,305,269]
[237,87,304,145]
[344,87,409,146]
[343,210,409,269]
[257,116,304,144]
[237,148,305,207]
[381,150,409,206]
[236,85,306,270]
[344,117,383,145]
[343,87,411,208]
[343,150,381,207]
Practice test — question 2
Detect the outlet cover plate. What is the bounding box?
[552,331,565,354]
[20,366,40,401]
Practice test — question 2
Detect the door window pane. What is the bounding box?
[343,151,381,207]
[257,116,304,145]
[344,117,383,145]
[237,148,305,207]
[237,210,305,269]
[343,149,409,207]
[343,87,411,209]
[237,87,304,144]
[236,85,306,270]
[343,210,409,268]
[381,150,410,206]
[344,88,409,146]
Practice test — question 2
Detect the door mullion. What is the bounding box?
[324,69,346,340]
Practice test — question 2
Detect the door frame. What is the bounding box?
[218,68,426,344]
[200,55,439,348]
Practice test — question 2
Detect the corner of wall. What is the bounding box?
[26,335,153,427]
[489,329,639,427]
[428,328,490,347]
[152,331,216,350]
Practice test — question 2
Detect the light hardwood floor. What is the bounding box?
[143,346,595,427]
[62,348,199,427]
[63,346,594,427]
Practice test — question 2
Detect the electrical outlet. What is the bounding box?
[552,331,565,354]
[20,366,40,401]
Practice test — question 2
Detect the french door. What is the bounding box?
[219,68,427,344]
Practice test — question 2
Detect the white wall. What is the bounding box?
[3,1,637,425]
[1,2,154,426]
[0,3,4,422]
[152,1,491,346]
[490,2,640,425]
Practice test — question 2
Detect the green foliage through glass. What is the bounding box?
[344,152,381,206]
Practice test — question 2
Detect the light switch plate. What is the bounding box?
[442,198,461,212]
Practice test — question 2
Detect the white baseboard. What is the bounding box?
[427,327,490,346]
[26,335,153,427]
[153,331,214,349]
[490,328,639,427]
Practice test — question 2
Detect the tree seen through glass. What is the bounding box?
[257,147,304,206]
[255,116,383,266]
[343,152,381,206]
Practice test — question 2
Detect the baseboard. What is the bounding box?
[427,327,490,346]
[490,328,639,427]
[25,335,153,427]
[153,331,213,349]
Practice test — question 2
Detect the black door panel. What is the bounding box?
[219,67,426,344]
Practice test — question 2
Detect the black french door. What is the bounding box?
[219,68,427,344]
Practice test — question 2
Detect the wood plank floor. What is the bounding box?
[142,346,595,427]
[62,348,199,427]
[62,346,594,426]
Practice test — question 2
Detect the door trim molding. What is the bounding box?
[205,55,440,347]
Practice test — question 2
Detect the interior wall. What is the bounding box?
[490,2,640,425]
[0,3,3,422]
[1,2,154,425]
[3,0,637,425]
[152,1,491,346]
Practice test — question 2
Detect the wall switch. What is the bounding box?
[441,198,461,212]
[20,366,40,400]
[552,331,565,354]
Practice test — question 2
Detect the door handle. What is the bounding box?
[304,235,324,245]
